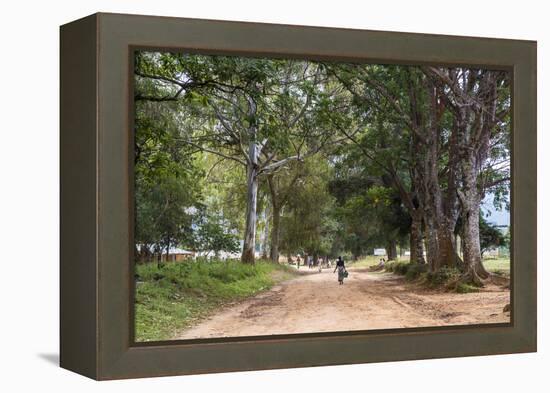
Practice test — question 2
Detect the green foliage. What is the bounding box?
[328,147,411,259]
[423,267,462,288]
[383,261,427,279]
[193,212,240,255]
[134,95,205,258]
[135,260,296,341]
[405,263,428,280]
[483,257,510,274]
[384,261,409,275]
[278,158,337,257]
[479,215,508,255]
[455,283,481,294]
[382,264,485,293]
[134,49,510,274]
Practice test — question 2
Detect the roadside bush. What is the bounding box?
[454,282,480,293]
[384,261,408,274]
[423,267,461,288]
[405,263,428,280]
[385,260,485,293]
[385,262,427,281]
[383,261,396,272]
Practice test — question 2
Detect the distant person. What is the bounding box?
[333,256,347,285]
[296,255,301,269]
[318,257,323,272]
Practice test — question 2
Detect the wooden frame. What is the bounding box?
[60,12,537,380]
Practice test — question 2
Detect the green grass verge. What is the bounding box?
[483,257,510,275]
[350,255,410,269]
[134,259,297,342]
[384,262,481,293]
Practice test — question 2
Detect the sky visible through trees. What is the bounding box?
[133,50,510,286]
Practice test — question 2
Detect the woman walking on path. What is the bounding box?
[333,256,347,285]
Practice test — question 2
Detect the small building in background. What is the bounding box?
[162,247,195,262]
[373,248,386,256]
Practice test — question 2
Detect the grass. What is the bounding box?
[382,256,511,292]
[134,259,297,342]
[353,255,510,274]
[350,255,410,269]
[483,257,510,275]
[383,261,482,293]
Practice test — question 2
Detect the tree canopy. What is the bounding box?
[134,51,510,285]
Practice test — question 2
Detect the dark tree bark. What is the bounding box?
[269,204,281,263]
[386,240,398,261]
[424,213,440,271]
[266,171,302,263]
[425,68,506,282]
[261,202,270,259]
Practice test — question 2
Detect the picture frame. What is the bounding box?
[60,12,537,380]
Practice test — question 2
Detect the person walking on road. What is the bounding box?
[333,256,347,285]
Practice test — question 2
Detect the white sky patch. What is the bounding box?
[482,193,510,226]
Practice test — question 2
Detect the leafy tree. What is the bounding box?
[134,98,203,262]
[133,51,511,287]
[135,53,341,263]
[479,215,508,256]
[194,212,240,257]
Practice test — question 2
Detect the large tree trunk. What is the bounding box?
[269,204,281,263]
[439,114,462,269]
[460,159,490,283]
[424,212,440,272]
[462,204,489,283]
[422,155,442,271]
[419,78,462,272]
[386,240,398,261]
[241,143,260,264]
[423,68,503,282]
[261,203,270,259]
[241,165,259,264]
[410,213,425,264]
[437,222,459,268]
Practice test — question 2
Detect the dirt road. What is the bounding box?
[175,268,510,339]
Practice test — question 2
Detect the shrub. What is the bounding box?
[383,261,396,272]
[405,263,428,280]
[423,267,461,288]
[385,260,484,293]
[384,261,409,274]
[385,262,427,280]
[454,282,480,293]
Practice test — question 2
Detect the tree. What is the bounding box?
[134,96,203,263]
[135,53,338,263]
[478,215,508,257]
[425,67,510,283]
[325,64,434,264]
[266,162,305,262]
[278,158,336,260]
[194,212,240,257]
[133,52,511,283]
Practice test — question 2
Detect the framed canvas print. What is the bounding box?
[60,12,537,380]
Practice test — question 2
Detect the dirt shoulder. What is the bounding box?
[175,267,510,340]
